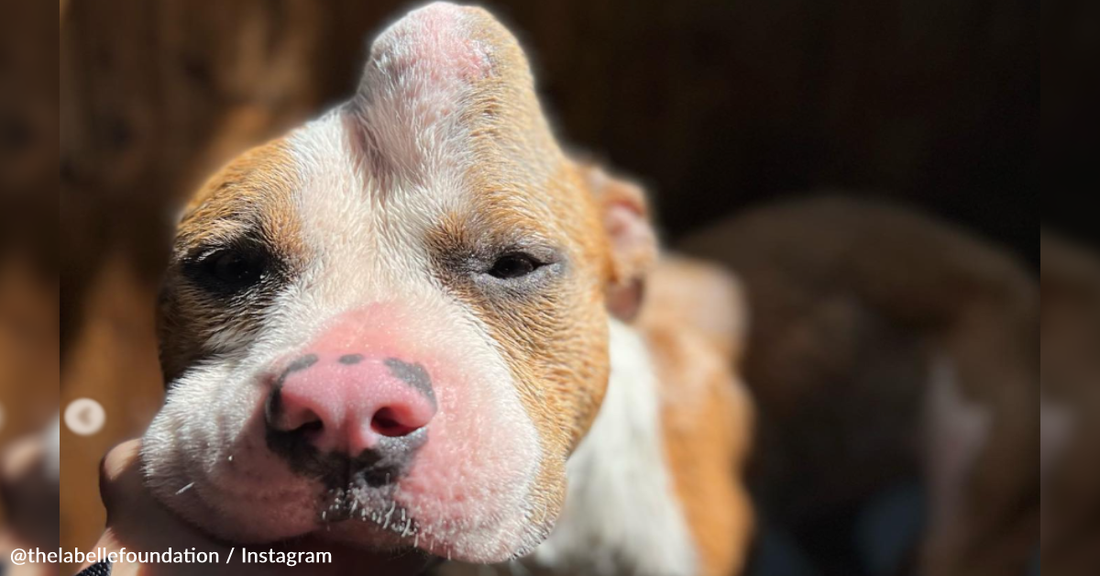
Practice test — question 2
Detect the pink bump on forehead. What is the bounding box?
[400,3,491,81]
[352,2,497,185]
[362,3,492,113]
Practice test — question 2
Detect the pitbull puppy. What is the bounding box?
[681,197,1038,576]
[143,3,751,575]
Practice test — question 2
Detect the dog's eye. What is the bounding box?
[487,252,542,279]
[187,246,268,295]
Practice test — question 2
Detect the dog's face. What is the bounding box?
[143,2,655,563]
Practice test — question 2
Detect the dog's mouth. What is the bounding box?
[318,484,422,540]
[223,448,413,548]
[151,431,545,564]
[266,419,432,545]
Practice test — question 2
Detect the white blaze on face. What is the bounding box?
[286,108,545,559]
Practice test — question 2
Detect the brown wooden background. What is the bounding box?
[59,0,1038,557]
[1,0,59,446]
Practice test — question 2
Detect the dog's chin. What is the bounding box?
[145,468,552,565]
[297,482,554,564]
[143,479,316,545]
[320,516,551,565]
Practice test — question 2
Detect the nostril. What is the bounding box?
[371,407,422,437]
[292,416,324,436]
[268,395,324,436]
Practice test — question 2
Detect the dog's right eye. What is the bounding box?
[184,246,269,296]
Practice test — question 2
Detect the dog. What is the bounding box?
[1041,232,1100,576]
[680,197,1037,576]
[136,4,752,575]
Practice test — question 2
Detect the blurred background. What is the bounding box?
[1,1,60,574]
[33,0,1061,574]
[1042,1,1100,574]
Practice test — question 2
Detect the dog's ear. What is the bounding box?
[581,163,658,321]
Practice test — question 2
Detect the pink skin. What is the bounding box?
[371,2,493,94]
[273,354,437,455]
[256,303,542,560]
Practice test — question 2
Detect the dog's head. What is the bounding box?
[144,2,656,563]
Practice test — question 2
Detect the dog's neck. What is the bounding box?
[433,320,698,576]
[526,319,697,576]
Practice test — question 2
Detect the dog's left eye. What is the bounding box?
[186,246,269,295]
[487,252,543,279]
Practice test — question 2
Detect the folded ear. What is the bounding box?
[581,163,659,321]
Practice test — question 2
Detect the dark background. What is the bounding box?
[1044,0,1098,246]
[58,0,1040,565]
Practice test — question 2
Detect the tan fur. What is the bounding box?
[578,162,658,320]
[637,256,754,576]
[641,255,747,361]
[426,161,616,530]
[159,137,305,382]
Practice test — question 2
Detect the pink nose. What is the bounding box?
[266,352,437,456]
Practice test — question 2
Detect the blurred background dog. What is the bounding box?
[682,198,1037,576]
[1041,233,1100,576]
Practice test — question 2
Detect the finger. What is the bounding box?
[97,438,194,543]
[98,439,144,523]
[90,439,191,576]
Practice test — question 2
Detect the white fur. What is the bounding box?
[438,320,698,576]
[529,320,696,576]
[354,2,487,191]
[924,355,992,530]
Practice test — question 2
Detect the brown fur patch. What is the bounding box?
[638,256,754,576]
[158,137,307,382]
[426,162,615,531]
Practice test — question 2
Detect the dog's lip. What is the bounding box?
[307,507,450,559]
[163,462,533,562]
[320,489,421,533]
[161,473,315,508]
